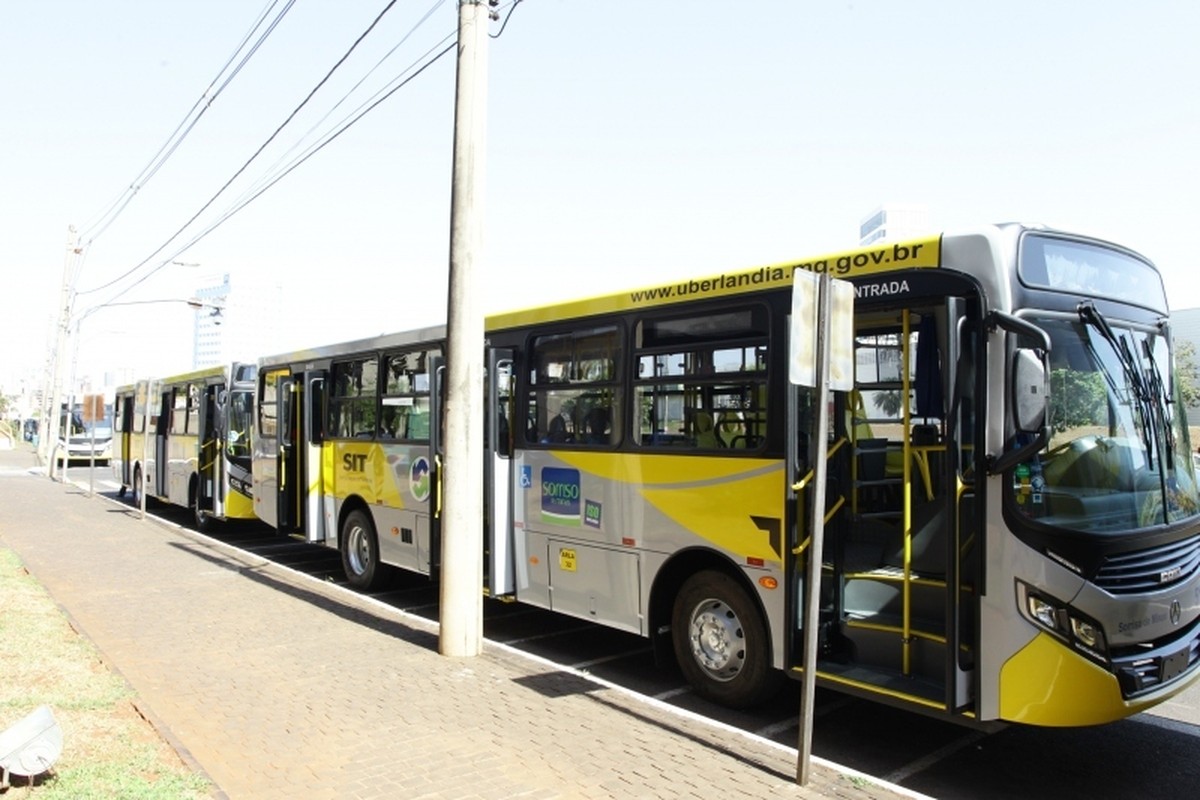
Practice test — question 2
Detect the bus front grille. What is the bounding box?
[1095,534,1200,595]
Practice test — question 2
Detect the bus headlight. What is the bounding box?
[1018,582,1109,665]
[1028,595,1061,630]
[1070,617,1101,649]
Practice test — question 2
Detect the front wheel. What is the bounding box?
[341,509,386,591]
[193,499,213,533]
[190,478,214,532]
[671,570,781,708]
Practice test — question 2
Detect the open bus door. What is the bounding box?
[484,348,515,597]
[790,295,982,720]
[117,391,135,490]
[427,356,445,571]
[302,371,327,544]
[196,383,221,523]
[154,388,171,497]
[276,375,302,535]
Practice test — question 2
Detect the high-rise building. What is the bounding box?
[191,273,285,369]
[859,203,931,246]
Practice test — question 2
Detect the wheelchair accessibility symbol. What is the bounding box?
[519,466,533,489]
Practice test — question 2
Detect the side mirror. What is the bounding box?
[1012,348,1047,433]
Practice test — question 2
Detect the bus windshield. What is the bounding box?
[226,390,254,468]
[1014,313,1200,533]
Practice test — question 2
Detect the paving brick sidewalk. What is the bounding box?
[0,444,915,799]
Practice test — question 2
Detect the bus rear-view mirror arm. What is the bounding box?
[987,311,1050,475]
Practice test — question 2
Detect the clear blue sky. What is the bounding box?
[3,0,1198,387]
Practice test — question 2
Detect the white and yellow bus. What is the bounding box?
[113,362,257,530]
[252,223,1200,724]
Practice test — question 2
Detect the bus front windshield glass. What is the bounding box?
[1014,313,1200,533]
[227,390,254,467]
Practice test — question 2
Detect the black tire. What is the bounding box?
[671,570,781,708]
[341,508,385,591]
[191,480,212,533]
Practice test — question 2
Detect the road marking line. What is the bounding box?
[883,730,989,784]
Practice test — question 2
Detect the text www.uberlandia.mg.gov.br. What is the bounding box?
[627,241,934,304]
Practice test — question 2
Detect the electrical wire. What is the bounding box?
[82,0,403,301]
[94,3,456,309]
[231,0,448,212]
[491,0,524,39]
[100,38,459,308]
[77,0,295,252]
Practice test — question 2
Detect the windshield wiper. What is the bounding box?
[1142,323,1176,467]
[1077,302,1157,468]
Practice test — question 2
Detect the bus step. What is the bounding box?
[840,616,947,683]
[809,659,946,708]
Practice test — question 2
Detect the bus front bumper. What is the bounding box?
[999,629,1200,726]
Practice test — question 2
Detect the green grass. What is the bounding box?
[0,548,212,798]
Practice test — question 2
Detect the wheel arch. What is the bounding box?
[648,547,775,667]
[336,494,373,550]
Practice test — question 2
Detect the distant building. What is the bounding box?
[191,273,285,369]
[859,203,932,246]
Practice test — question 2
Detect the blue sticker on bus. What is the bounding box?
[519,465,532,489]
[541,467,581,526]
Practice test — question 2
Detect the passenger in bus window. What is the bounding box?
[545,398,575,443]
[583,407,609,444]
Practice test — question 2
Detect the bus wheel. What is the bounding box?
[341,509,384,591]
[672,570,778,709]
[192,491,212,533]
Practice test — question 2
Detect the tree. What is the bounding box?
[1175,340,1200,410]
[1049,369,1106,434]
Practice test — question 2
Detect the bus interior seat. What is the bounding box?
[693,411,721,448]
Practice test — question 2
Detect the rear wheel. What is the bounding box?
[341,509,386,591]
[672,570,780,708]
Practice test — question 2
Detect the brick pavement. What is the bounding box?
[0,443,918,799]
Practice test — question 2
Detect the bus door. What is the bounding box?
[154,389,171,496]
[197,383,221,518]
[302,372,328,544]
[485,348,515,596]
[791,296,978,717]
[427,356,445,570]
[276,374,303,534]
[118,392,135,487]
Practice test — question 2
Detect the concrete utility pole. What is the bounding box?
[41,226,81,474]
[439,0,490,658]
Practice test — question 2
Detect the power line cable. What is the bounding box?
[94,0,441,307]
[98,36,458,310]
[81,0,402,299]
[491,0,523,38]
[78,0,295,250]
[233,0,448,208]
